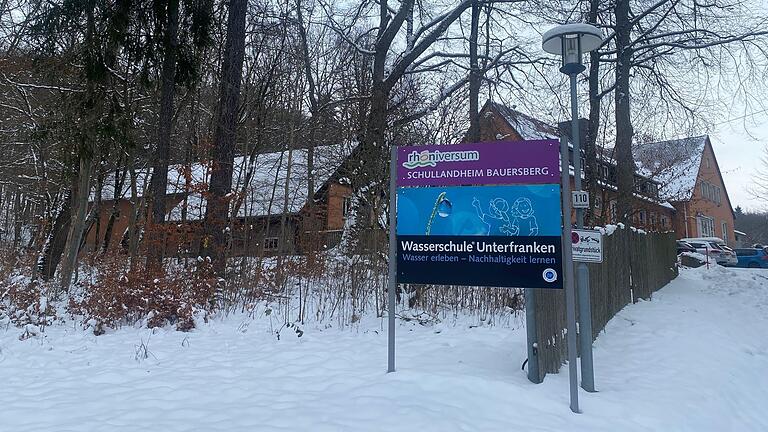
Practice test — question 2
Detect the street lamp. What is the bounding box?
[542,24,603,74]
[542,23,603,395]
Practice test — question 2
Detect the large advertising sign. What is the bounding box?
[395,141,563,289]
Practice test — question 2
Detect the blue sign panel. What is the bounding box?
[395,184,563,289]
[397,184,561,237]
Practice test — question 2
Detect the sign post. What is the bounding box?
[569,100,596,392]
[388,146,398,373]
[559,136,581,413]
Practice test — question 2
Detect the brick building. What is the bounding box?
[476,101,677,231]
[84,143,355,257]
[634,135,735,244]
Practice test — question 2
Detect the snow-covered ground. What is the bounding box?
[1,266,767,431]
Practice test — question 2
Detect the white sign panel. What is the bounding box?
[572,229,603,263]
[571,190,589,209]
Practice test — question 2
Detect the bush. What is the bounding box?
[0,275,58,340]
[69,256,218,334]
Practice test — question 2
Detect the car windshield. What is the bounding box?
[735,249,758,256]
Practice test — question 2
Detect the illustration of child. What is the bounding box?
[510,197,538,236]
[473,197,515,236]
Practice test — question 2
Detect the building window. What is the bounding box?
[650,212,657,228]
[342,196,353,218]
[721,221,728,244]
[638,210,646,225]
[610,200,617,222]
[697,216,715,237]
[263,237,279,251]
[660,215,668,229]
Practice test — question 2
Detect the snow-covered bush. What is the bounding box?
[0,273,58,339]
[68,255,217,334]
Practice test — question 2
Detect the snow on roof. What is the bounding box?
[633,136,708,202]
[99,143,355,220]
[488,102,559,141]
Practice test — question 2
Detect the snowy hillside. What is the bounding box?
[1,266,767,431]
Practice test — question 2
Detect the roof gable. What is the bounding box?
[633,135,708,201]
[484,101,559,141]
[701,139,735,216]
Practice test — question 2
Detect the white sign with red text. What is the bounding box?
[572,229,603,263]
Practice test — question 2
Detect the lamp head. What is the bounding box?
[542,23,603,75]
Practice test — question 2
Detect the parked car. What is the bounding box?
[681,238,738,266]
[733,248,768,268]
[676,240,697,255]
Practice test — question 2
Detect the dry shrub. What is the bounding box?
[69,256,218,334]
[0,274,58,340]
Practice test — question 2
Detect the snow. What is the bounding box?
[490,102,559,141]
[633,136,708,201]
[2,266,767,431]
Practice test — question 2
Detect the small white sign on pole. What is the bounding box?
[571,191,589,209]
[572,229,603,263]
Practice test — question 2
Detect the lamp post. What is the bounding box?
[543,23,603,394]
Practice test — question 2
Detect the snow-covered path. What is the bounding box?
[1,266,767,431]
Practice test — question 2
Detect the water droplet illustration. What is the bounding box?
[437,199,452,217]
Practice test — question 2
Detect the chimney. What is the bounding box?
[557,119,589,144]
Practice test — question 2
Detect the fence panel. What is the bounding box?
[533,228,677,375]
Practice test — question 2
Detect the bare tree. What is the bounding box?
[203,0,249,278]
[751,144,768,206]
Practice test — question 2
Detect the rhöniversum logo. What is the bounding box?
[402,149,480,169]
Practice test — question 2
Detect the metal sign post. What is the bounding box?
[387,146,398,373]
[569,73,596,393]
[560,135,581,414]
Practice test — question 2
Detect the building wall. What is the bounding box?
[82,199,134,253]
[673,142,735,244]
[587,186,676,232]
[325,183,353,231]
[83,181,354,257]
[475,109,676,232]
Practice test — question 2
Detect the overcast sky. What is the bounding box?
[711,110,767,212]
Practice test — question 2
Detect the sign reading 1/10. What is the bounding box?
[571,190,589,209]
[395,140,564,289]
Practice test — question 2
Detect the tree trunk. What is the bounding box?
[584,0,601,226]
[12,189,22,250]
[127,163,143,271]
[58,153,93,293]
[57,0,99,294]
[102,167,126,252]
[296,0,317,204]
[147,0,180,267]
[203,0,248,278]
[38,191,72,281]
[614,0,635,225]
[467,0,481,142]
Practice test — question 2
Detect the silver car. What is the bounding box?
[684,239,738,266]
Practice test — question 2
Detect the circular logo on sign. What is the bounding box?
[571,232,580,244]
[542,268,558,283]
